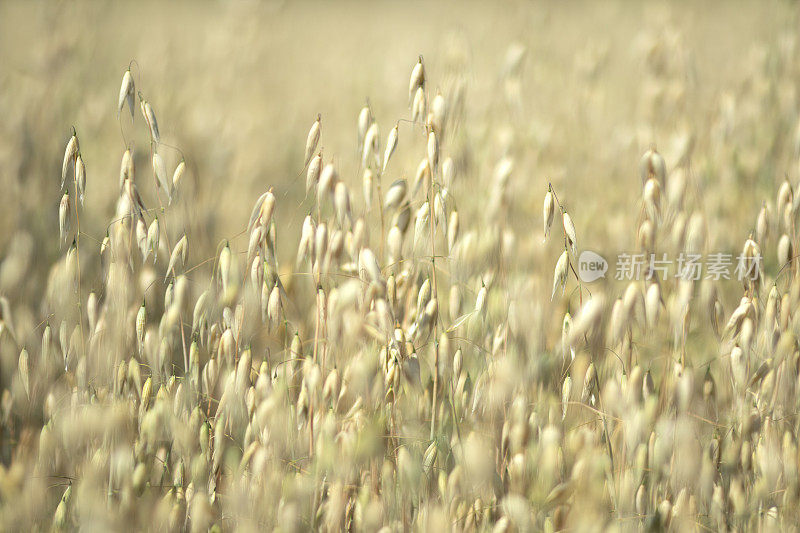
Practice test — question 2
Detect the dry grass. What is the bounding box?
[1,1,800,531]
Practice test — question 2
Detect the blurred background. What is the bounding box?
[0,0,798,366]
[1,1,796,254]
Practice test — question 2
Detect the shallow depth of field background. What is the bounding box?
[2,1,800,531]
[1,1,795,269]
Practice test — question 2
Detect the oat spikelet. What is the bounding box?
[87,292,98,334]
[382,122,399,174]
[118,69,135,118]
[362,123,380,169]
[778,234,792,267]
[75,154,86,206]
[646,283,661,328]
[384,179,407,210]
[65,241,78,290]
[543,190,555,242]
[569,294,605,345]
[561,376,572,420]
[581,363,596,404]
[297,215,315,267]
[119,148,134,192]
[172,159,186,192]
[0,297,14,342]
[318,163,337,198]
[643,177,661,223]
[59,192,70,245]
[475,281,488,320]
[408,56,425,105]
[334,181,352,227]
[267,281,281,329]
[123,178,146,218]
[152,152,170,199]
[358,248,382,284]
[306,153,322,194]
[247,225,265,266]
[18,349,30,397]
[136,216,147,261]
[135,216,147,258]
[427,130,439,173]
[563,212,577,255]
[52,485,72,530]
[413,201,429,249]
[447,210,459,252]
[609,298,625,346]
[412,86,426,123]
[638,219,655,252]
[146,217,160,264]
[416,279,431,313]
[247,190,271,233]
[552,250,569,300]
[394,201,412,233]
[61,133,79,188]
[639,148,666,186]
[357,102,371,154]
[756,203,769,243]
[100,233,110,260]
[166,234,188,280]
[778,178,792,213]
[219,241,233,297]
[259,188,276,230]
[136,301,146,352]
[741,236,762,292]
[140,98,160,144]
[305,114,321,166]
[442,157,455,188]
[723,298,753,339]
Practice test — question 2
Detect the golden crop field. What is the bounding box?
[1,1,799,531]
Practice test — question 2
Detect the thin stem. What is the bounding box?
[144,125,189,375]
[73,174,87,361]
[312,286,321,366]
[428,161,440,441]
[377,171,386,260]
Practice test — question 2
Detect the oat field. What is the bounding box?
[2,2,800,531]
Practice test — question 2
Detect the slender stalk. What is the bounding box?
[73,173,86,360]
[313,286,321,365]
[140,101,189,376]
[428,162,440,441]
[377,170,386,260]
